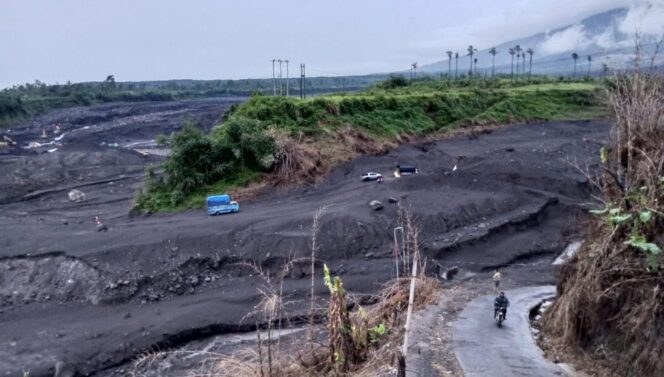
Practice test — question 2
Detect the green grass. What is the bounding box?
[230,80,604,137]
[136,168,260,212]
[138,78,607,212]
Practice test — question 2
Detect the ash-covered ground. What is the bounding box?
[0,99,607,376]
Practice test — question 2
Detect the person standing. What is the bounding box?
[493,270,502,291]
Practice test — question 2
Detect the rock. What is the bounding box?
[62,219,68,225]
[364,252,375,259]
[368,200,383,211]
[54,361,77,377]
[122,312,131,319]
[67,189,86,202]
[388,196,399,203]
[96,223,108,232]
[440,266,459,281]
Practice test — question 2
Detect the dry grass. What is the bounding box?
[543,47,664,377]
[267,127,392,188]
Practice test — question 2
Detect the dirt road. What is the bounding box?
[453,286,562,377]
[0,108,607,376]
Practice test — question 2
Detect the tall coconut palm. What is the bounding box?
[467,45,478,78]
[454,52,459,79]
[446,51,453,81]
[522,52,527,77]
[572,52,579,78]
[526,48,534,80]
[587,55,592,76]
[508,48,516,80]
[474,58,478,77]
[514,45,522,79]
[488,47,498,77]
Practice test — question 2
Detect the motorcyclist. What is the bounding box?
[494,291,510,320]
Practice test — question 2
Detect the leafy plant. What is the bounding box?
[589,205,632,228]
[624,234,661,271]
[368,322,386,344]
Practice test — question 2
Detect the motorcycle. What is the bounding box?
[495,306,507,328]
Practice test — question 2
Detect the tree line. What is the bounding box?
[441,45,594,80]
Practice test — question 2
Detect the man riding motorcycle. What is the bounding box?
[494,291,510,320]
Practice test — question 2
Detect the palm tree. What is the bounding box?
[571,52,579,78]
[446,51,453,80]
[454,52,459,79]
[474,58,478,77]
[488,47,498,77]
[514,45,522,79]
[526,48,534,80]
[587,55,592,76]
[508,48,516,80]
[467,45,478,78]
[522,52,527,77]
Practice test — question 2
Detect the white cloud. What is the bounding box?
[540,24,591,55]
[595,28,617,49]
[619,1,664,36]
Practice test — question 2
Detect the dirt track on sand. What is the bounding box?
[0,102,607,376]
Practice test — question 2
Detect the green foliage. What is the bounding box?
[639,210,652,223]
[590,205,633,228]
[600,146,608,164]
[624,234,661,255]
[378,75,410,89]
[590,201,662,270]
[624,234,662,271]
[136,117,274,212]
[368,322,386,344]
[140,79,603,212]
[323,263,344,294]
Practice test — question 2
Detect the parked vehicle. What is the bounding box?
[395,164,420,177]
[361,172,383,181]
[206,194,240,215]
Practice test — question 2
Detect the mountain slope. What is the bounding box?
[421,4,663,76]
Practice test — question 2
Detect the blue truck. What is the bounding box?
[206,194,240,215]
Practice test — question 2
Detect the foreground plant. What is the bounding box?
[544,54,664,376]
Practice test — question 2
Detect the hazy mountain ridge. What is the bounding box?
[421,3,663,75]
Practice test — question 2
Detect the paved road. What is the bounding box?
[453,286,564,377]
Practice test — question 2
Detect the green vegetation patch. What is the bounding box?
[138,79,605,212]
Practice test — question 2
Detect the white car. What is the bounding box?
[361,172,383,181]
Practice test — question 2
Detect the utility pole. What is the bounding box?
[411,62,418,81]
[285,60,289,96]
[278,59,283,95]
[300,63,306,99]
[272,59,276,96]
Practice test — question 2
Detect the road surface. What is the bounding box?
[453,286,563,377]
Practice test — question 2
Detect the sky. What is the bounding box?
[0,0,652,88]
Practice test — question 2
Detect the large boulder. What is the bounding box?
[368,200,383,211]
[68,189,86,202]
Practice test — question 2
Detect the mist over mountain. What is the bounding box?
[420,2,664,76]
